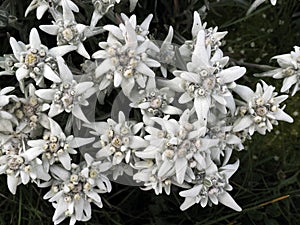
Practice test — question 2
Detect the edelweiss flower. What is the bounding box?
[5,84,50,135]
[35,56,96,123]
[39,1,90,58]
[233,81,293,135]
[179,11,227,62]
[92,15,160,97]
[27,118,94,171]
[0,54,17,76]
[179,159,241,211]
[257,46,300,96]
[10,28,76,91]
[247,0,277,15]
[84,111,148,180]
[135,110,219,189]
[44,155,111,225]
[129,87,182,125]
[167,30,245,126]
[0,135,50,194]
[25,0,79,20]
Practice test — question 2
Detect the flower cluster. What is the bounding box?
[92,14,160,97]
[43,154,111,225]
[0,0,295,225]
[257,46,300,96]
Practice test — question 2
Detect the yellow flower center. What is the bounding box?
[25,53,38,66]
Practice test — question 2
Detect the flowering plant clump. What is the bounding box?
[0,0,297,224]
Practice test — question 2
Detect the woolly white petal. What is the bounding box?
[39,25,60,35]
[36,3,48,20]
[180,197,197,211]
[192,30,209,67]
[233,116,253,132]
[158,160,173,177]
[194,96,211,126]
[218,191,242,211]
[273,109,293,123]
[16,67,28,81]
[29,28,42,50]
[35,89,56,100]
[49,45,77,56]
[22,147,44,161]
[72,105,90,124]
[232,84,254,102]
[74,82,94,95]
[136,62,155,77]
[43,64,61,83]
[281,75,297,92]
[7,175,19,194]
[95,59,113,78]
[218,66,246,84]
[58,152,72,170]
[77,42,90,59]
[175,157,187,184]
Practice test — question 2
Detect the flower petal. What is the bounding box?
[218,66,246,84]
[57,56,73,82]
[29,28,42,50]
[49,45,77,56]
[39,25,60,35]
[43,64,61,83]
[175,157,187,184]
[35,89,56,101]
[233,116,253,132]
[7,175,19,195]
[194,96,211,126]
[218,191,242,212]
[16,67,28,81]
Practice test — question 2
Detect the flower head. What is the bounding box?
[92,15,160,97]
[130,87,182,125]
[35,57,96,123]
[257,46,300,96]
[179,11,227,62]
[39,1,90,58]
[179,160,241,211]
[9,28,76,91]
[167,30,245,126]
[84,111,148,180]
[233,81,293,135]
[0,133,50,194]
[135,110,219,191]
[27,118,94,171]
[44,155,111,225]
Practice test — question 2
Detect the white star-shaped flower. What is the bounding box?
[92,15,160,97]
[35,56,96,123]
[233,81,293,135]
[39,0,90,58]
[10,28,76,92]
